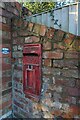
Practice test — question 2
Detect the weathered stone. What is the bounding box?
[42,98,53,107]
[53,92,61,102]
[53,30,65,41]
[40,25,47,36]
[27,23,33,31]
[43,112,53,118]
[0,3,5,8]
[43,41,52,50]
[43,51,63,59]
[25,37,33,43]
[13,45,17,51]
[53,102,62,109]
[46,28,55,39]
[64,51,78,59]
[43,59,52,67]
[62,69,78,78]
[42,67,52,75]
[13,52,23,58]
[33,24,40,34]
[17,45,23,51]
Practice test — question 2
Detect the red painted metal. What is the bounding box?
[23,44,42,100]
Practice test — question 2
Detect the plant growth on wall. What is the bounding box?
[18,0,55,14]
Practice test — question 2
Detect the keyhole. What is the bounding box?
[28,65,33,70]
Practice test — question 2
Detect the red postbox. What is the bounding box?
[23,44,42,100]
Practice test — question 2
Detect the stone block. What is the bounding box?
[13,52,23,58]
[43,51,63,59]
[43,41,52,50]
[27,23,33,31]
[53,30,65,42]
[40,25,47,36]
[0,3,5,8]
[54,43,66,50]
[33,24,40,34]
[64,51,78,59]
[62,69,78,78]
[46,28,55,39]
[43,59,52,67]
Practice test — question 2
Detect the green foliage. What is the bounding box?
[23,2,55,14]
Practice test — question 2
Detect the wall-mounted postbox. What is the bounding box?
[23,44,41,100]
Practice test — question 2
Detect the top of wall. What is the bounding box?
[25,2,80,36]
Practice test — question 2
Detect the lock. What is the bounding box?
[23,44,42,100]
[28,65,33,70]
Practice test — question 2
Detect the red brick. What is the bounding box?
[25,36,39,43]
[2,31,11,40]
[23,21,28,28]
[43,41,52,50]
[18,30,32,37]
[0,23,2,30]
[32,36,39,43]
[43,59,52,67]
[13,8,19,16]
[64,51,79,59]
[54,43,65,50]
[25,37,33,43]
[53,30,65,41]
[40,25,47,36]
[12,31,18,37]
[2,9,13,18]
[15,2,21,12]
[43,51,63,59]
[2,77,12,83]
[64,38,73,46]
[42,67,52,75]
[71,38,80,51]
[65,33,75,41]
[53,59,78,69]
[65,87,79,96]
[0,106,2,111]
[2,64,11,70]
[70,105,80,115]
[76,79,80,88]
[27,23,33,31]
[0,23,11,32]
[2,100,12,108]
[62,69,78,78]
[13,37,24,44]
[65,96,76,104]
[33,24,41,34]
[46,28,55,39]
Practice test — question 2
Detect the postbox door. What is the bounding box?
[23,65,41,96]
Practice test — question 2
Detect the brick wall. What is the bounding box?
[12,18,80,119]
[0,2,21,117]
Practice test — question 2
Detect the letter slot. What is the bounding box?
[23,44,41,100]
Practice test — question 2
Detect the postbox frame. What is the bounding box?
[23,44,42,100]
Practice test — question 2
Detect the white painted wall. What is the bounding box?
[61,6,69,32]
[69,4,78,35]
[54,8,62,29]
[77,2,80,35]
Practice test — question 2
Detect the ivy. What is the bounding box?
[23,2,55,14]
